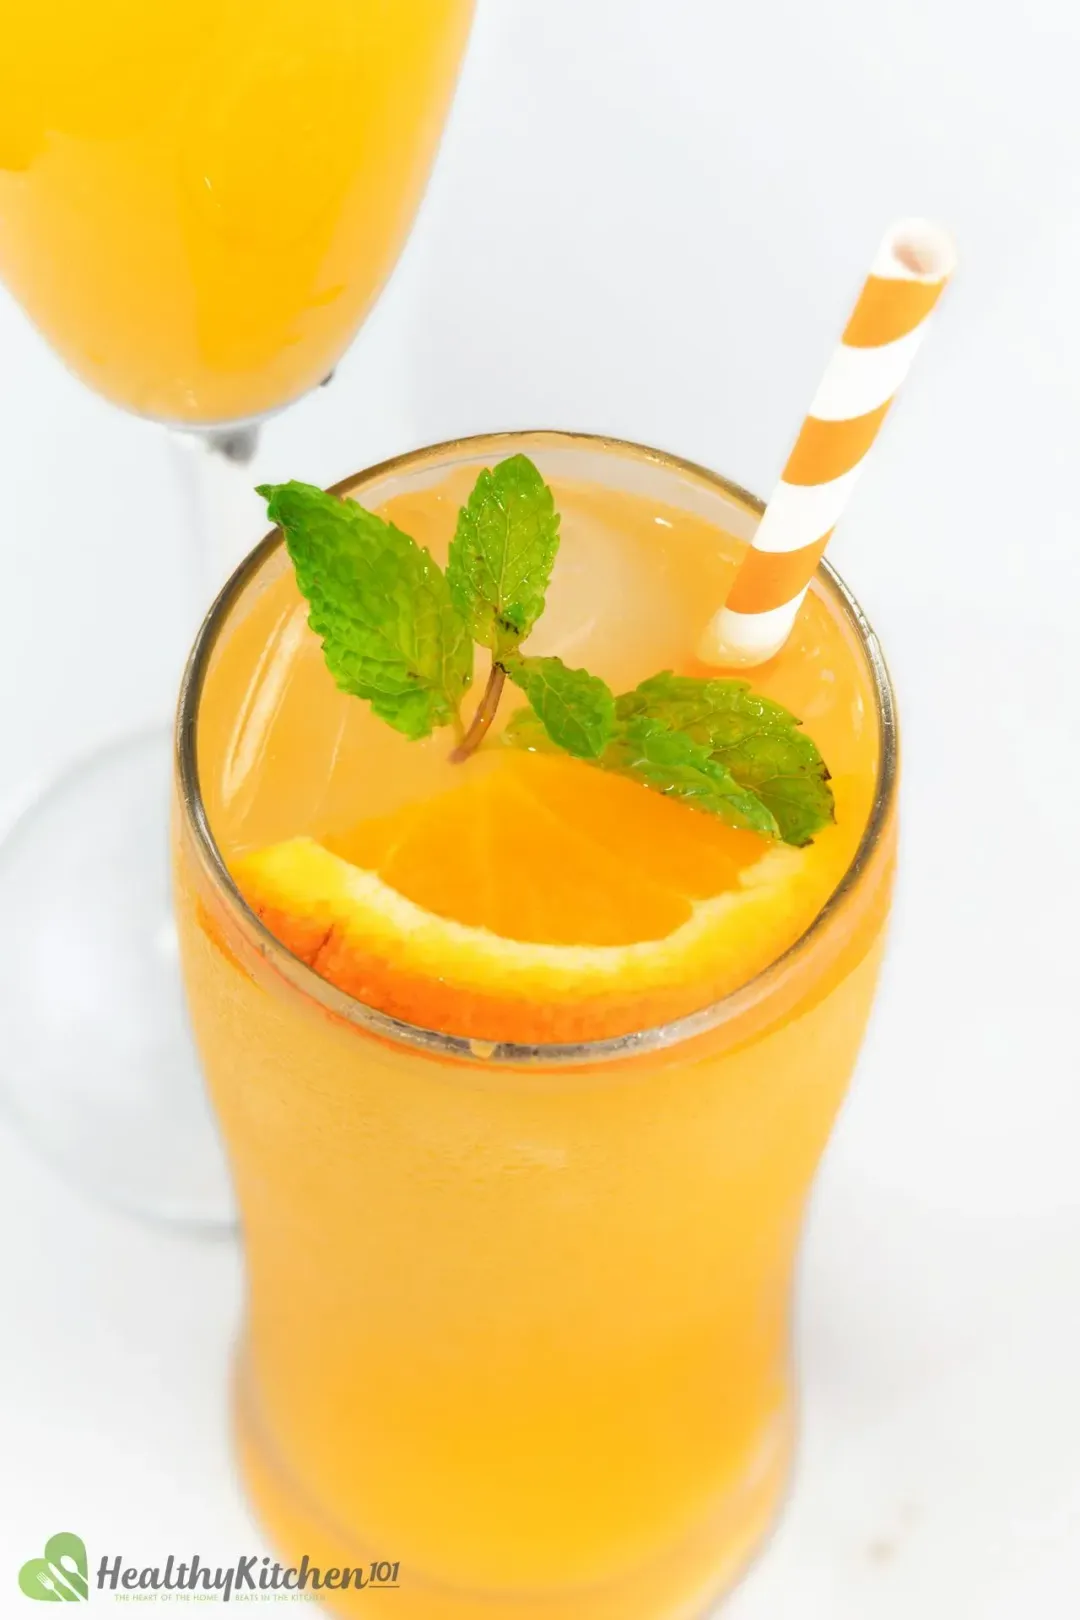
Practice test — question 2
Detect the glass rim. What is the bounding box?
[175,428,897,1069]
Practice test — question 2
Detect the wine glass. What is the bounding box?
[0,0,475,1227]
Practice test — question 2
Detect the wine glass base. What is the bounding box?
[0,729,235,1232]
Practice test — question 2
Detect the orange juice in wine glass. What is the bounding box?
[0,0,473,1230]
[0,0,474,424]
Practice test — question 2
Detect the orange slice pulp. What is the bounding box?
[231,749,815,1044]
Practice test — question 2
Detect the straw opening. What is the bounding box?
[884,219,956,282]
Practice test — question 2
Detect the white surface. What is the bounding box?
[2,0,1079,1613]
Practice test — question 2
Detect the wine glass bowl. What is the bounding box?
[0,0,475,426]
[0,0,475,1224]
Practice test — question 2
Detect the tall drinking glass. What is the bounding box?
[0,0,474,1223]
[174,433,897,1616]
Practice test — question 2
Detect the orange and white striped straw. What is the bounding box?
[699,218,956,668]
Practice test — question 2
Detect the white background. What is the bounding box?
[2,0,1079,1614]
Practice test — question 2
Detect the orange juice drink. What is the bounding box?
[0,0,473,424]
[174,432,896,1619]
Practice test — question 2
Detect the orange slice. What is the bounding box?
[232,750,813,1044]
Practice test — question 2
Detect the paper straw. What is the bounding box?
[698,218,956,668]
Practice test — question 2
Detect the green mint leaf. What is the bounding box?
[504,654,615,759]
[617,672,834,845]
[446,455,560,659]
[503,704,557,754]
[258,481,472,741]
[603,715,781,837]
[504,694,781,836]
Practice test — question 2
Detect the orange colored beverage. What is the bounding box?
[174,433,896,1618]
[0,0,473,424]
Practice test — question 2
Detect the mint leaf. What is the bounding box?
[603,715,781,836]
[259,481,472,741]
[446,455,560,659]
[503,705,557,754]
[504,654,615,759]
[263,472,836,847]
[505,699,781,836]
[617,672,834,845]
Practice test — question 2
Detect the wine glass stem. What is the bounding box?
[168,425,265,621]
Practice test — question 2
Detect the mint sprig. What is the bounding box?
[258,481,472,741]
[505,707,786,838]
[446,454,560,660]
[602,715,784,835]
[616,673,833,846]
[259,458,835,846]
[504,654,615,759]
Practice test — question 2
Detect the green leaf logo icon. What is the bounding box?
[18,1534,88,1602]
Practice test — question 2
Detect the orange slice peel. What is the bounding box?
[232,750,814,1044]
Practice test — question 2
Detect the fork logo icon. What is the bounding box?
[18,1534,89,1602]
